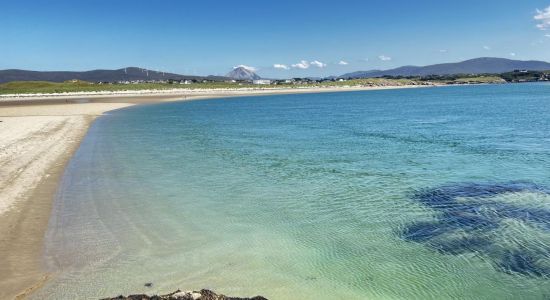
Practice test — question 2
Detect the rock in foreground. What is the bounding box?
[102,289,268,300]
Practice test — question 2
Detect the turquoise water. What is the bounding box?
[37,84,550,299]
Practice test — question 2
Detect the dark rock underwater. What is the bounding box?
[401,182,550,277]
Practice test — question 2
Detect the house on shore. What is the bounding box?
[252,79,272,85]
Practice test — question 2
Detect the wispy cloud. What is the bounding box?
[439,49,448,53]
[338,60,349,65]
[545,34,550,38]
[310,60,327,68]
[483,45,491,50]
[510,52,516,57]
[378,55,392,61]
[234,65,257,71]
[291,60,310,69]
[291,60,327,69]
[535,6,550,30]
[273,64,290,70]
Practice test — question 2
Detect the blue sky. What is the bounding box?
[1,0,550,77]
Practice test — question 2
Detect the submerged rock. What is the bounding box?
[102,289,268,300]
[401,181,550,277]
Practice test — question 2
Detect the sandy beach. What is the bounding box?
[0,85,423,299]
[0,103,132,299]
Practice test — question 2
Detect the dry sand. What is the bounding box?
[0,85,425,299]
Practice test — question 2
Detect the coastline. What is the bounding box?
[0,84,430,103]
[0,84,427,299]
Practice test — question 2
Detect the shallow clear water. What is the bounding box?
[37,84,550,299]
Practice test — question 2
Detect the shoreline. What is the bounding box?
[0,84,427,299]
[0,84,432,102]
[0,105,131,300]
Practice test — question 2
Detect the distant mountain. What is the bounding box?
[340,57,550,78]
[0,67,228,83]
[225,66,261,80]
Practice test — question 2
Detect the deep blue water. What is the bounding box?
[37,83,550,299]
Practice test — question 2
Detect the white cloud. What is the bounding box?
[509,52,516,56]
[310,60,327,68]
[378,55,392,61]
[273,64,290,70]
[545,34,550,38]
[338,60,349,65]
[535,6,550,30]
[234,65,257,71]
[291,60,310,69]
[483,45,491,50]
[439,49,448,53]
[290,60,328,69]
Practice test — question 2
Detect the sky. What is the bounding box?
[1,0,550,78]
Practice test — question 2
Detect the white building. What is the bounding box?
[252,79,272,85]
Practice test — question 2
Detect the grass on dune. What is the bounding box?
[0,79,421,95]
[450,76,505,84]
[0,76,507,95]
[0,80,264,95]
[314,78,425,87]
